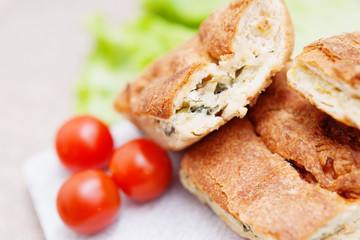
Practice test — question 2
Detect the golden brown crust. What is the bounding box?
[182,118,349,240]
[296,32,360,87]
[249,67,360,197]
[199,0,252,60]
[200,0,294,62]
[135,63,207,119]
[114,36,215,118]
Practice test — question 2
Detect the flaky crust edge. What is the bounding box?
[291,32,360,87]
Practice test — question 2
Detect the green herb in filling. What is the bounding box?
[190,105,218,115]
[190,105,206,113]
[207,105,219,115]
[176,102,190,113]
[214,82,228,94]
[235,65,246,78]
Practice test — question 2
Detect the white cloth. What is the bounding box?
[23,120,241,240]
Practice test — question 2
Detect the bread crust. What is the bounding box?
[114,36,214,119]
[114,0,294,150]
[199,0,294,63]
[198,0,252,60]
[250,66,360,197]
[295,32,360,87]
[182,118,354,240]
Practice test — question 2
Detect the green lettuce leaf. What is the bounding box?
[285,0,360,55]
[142,0,230,28]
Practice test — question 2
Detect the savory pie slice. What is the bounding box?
[115,0,294,150]
[181,118,360,240]
[287,32,360,130]
[250,64,360,198]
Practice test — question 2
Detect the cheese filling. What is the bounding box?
[288,64,360,126]
[157,0,285,142]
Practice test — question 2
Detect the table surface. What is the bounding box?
[0,0,138,238]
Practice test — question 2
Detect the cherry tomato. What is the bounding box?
[55,115,113,172]
[109,138,172,202]
[56,170,121,235]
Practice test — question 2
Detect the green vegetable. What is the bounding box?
[214,83,228,95]
[235,65,246,78]
[176,102,191,113]
[190,105,219,115]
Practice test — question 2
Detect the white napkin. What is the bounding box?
[23,120,242,240]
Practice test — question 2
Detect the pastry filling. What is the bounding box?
[288,64,360,123]
[157,0,285,141]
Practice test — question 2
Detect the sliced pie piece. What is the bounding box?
[181,118,360,240]
[287,32,360,130]
[115,0,294,150]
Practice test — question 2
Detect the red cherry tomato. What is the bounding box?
[56,170,121,235]
[55,115,113,172]
[109,138,172,202]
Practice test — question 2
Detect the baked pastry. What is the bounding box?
[250,64,360,198]
[287,32,360,130]
[115,0,294,150]
[181,118,360,240]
